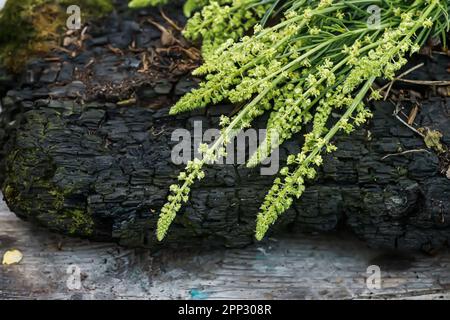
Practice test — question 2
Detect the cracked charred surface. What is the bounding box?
[1,2,450,252]
[3,93,450,252]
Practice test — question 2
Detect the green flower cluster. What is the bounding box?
[183,0,273,57]
[157,158,205,241]
[157,0,449,241]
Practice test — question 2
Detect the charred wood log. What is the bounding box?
[1,4,450,252]
[2,89,450,252]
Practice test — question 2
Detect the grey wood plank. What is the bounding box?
[1,192,450,300]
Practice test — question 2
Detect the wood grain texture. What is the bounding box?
[2,193,450,300]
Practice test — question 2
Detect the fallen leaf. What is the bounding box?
[2,249,23,265]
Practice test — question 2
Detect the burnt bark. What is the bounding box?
[2,87,450,252]
[1,3,450,252]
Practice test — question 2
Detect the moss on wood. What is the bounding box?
[0,0,113,71]
[3,146,95,237]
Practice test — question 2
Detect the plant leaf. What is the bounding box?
[129,0,168,9]
[2,249,23,265]
[183,0,197,17]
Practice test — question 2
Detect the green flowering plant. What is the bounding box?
[132,0,449,241]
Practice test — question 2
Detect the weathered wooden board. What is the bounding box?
[1,193,450,300]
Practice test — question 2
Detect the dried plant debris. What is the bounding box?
[420,128,445,154]
[0,1,200,105]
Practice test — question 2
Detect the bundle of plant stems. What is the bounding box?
[130,0,450,241]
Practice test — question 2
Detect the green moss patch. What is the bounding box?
[0,0,113,71]
[3,147,95,237]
